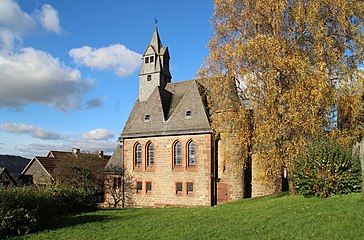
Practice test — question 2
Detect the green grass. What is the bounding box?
[12,193,364,240]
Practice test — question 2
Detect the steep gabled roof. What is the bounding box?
[20,150,111,179]
[0,167,17,185]
[37,157,62,175]
[47,151,72,159]
[121,80,211,138]
[104,145,123,172]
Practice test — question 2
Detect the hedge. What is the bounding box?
[0,186,97,236]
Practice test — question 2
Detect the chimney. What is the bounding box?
[72,148,80,157]
[98,150,104,158]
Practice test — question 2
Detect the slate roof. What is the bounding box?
[104,145,123,172]
[121,80,212,139]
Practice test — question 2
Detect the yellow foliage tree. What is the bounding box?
[199,0,363,186]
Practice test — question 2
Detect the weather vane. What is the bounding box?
[154,18,158,29]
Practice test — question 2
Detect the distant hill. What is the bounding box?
[0,155,31,178]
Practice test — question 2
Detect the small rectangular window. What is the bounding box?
[176,182,182,194]
[113,177,121,189]
[150,56,154,62]
[145,57,149,63]
[185,110,192,118]
[146,181,152,192]
[187,182,193,194]
[144,114,150,122]
[136,181,142,192]
[147,75,152,81]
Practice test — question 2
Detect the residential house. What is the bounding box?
[20,148,110,187]
[0,167,17,188]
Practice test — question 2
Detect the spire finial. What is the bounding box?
[154,18,158,29]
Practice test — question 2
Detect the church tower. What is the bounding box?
[139,26,172,101]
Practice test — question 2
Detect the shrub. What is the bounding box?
[0,186,97,236]
[56,186,97,213]
[292,138,362,197]
[0,208,37,235]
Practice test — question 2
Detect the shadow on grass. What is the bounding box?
[238,191,290,202]
[40,208,139,232]
[41,214,109,231]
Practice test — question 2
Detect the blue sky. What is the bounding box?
[0,0,214,158]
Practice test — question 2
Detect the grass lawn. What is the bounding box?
[12,193,364,240]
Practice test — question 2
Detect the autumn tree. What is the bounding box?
[199,0,363,188]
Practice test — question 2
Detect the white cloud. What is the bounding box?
[80,128,115,141]
[0,28,18,54]
[0,47,93,111]
[15,141,117,158]
[0,0,35,54]
[0,0,36,36]
[0,1,89,111]
[0,122,63,140]
[36,4,61,34]
[69,44,141,77]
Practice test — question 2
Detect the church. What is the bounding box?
[105,27,283,207]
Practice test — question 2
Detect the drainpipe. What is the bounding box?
[120,140,125,208]
[212,136,216,206]
[212,134,218,206]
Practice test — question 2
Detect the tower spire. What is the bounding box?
[138,26,172,101]
[149,23,162,53]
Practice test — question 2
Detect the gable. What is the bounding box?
[22,157,52,179]
[0,167,17,185]
[121,80,211,139]
[144,45,156,56]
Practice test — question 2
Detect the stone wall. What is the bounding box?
[251,154,282,198]
[123,133,212,207]
[216,132,244,203]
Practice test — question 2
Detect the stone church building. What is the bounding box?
[105,27,283,207]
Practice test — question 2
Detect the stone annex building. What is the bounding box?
[105,27,286,207]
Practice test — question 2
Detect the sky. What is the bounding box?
[0,0,214,158]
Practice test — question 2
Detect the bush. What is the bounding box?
[56,187,98,213]
[0,186,97,236]
[0,208,37,235]
[292,138,362,197]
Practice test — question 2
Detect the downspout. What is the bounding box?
[212,135,216,206]
[212,134,218,206]
[120,139,125,208]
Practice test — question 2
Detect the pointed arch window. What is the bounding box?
[147,142,154,167]
[135,143,142,167]
[188,141,196,166]
[174,141,182,166]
